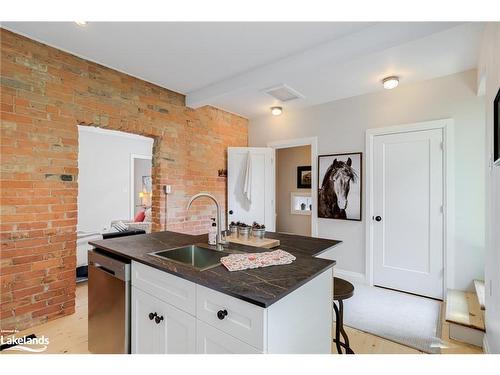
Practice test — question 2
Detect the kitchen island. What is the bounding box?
[90,231,341,354]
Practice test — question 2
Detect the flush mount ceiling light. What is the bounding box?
[75,21,87,26]
[270,106,283,116]
[382,76,399,90]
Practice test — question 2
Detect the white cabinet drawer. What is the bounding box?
[196,284,266,350]
[196,320,261,354]
[132,261,196,315]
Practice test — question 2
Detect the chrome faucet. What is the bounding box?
[186,192,224,251]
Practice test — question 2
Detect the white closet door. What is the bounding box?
[372,128,444,299]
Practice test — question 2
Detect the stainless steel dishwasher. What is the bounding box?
[88,250,130,354]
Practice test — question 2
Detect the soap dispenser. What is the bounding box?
[208,218,217,245]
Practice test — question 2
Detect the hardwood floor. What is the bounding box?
[2,282,90,354]
[440,315,483,354]
[3,282,482,355]
[337,326,422,354]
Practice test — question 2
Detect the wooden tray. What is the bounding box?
[227,234,280,249]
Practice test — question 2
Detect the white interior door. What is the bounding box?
[372,128,444,299]
[227,147,275,231]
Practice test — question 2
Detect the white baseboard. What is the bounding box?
[333,268,366,285]
[483,334,490,353]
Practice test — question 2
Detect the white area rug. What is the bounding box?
[342,284,443,353]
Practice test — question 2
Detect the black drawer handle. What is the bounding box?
[155,315,164,324]
[149,312,157,320]
[217,309,228,320]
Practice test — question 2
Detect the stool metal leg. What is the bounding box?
[333,301,342,354]
[333,299,355,354]
[338,300,354,354]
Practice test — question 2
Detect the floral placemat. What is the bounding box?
[220,249,296,272]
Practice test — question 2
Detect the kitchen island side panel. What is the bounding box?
[266,267,333,353]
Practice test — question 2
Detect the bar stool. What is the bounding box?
[333,277,355,354]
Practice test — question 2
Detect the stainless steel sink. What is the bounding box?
[148,244,227,271]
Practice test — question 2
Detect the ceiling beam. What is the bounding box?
[186,22,463,108]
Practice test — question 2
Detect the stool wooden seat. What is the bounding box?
[333,277,355,354]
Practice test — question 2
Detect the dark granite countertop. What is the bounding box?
[89,231,341,308]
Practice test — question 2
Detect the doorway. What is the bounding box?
[366,119,454,300]
[77,126,153,233]
[268,137,319,237]
[275,145,312,235]
[76,126,154,277]
[130,154,153,219]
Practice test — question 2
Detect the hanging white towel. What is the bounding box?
[243,151,253,202]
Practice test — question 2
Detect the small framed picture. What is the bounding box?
[297,166,312,189]
[318,152,362,221]
[291,192,312,215]
[142,175,152,193]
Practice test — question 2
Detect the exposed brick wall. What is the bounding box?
[0,29,248,331]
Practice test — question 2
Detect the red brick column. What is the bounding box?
[0,29,248,331]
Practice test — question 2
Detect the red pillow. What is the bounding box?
[134,210,146,223]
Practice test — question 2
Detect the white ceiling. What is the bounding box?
[2,22,484,118]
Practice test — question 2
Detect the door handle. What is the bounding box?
[373,216,382,222]
[217,309,228,320]
[91,263,116,276]
[228,210,233,215]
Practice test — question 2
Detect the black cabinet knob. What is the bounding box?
[228,210,233,215]
[217,309,228,320]
[149,312,157,320]
[375,216,382,222]
[155,315,164,324]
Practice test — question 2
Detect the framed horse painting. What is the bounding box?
[318,152,362,221]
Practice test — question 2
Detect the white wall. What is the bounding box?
[77,126,153,233]
[249,70,485,290]
[478,23,500,354]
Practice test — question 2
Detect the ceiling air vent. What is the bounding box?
[264,84,304,102]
